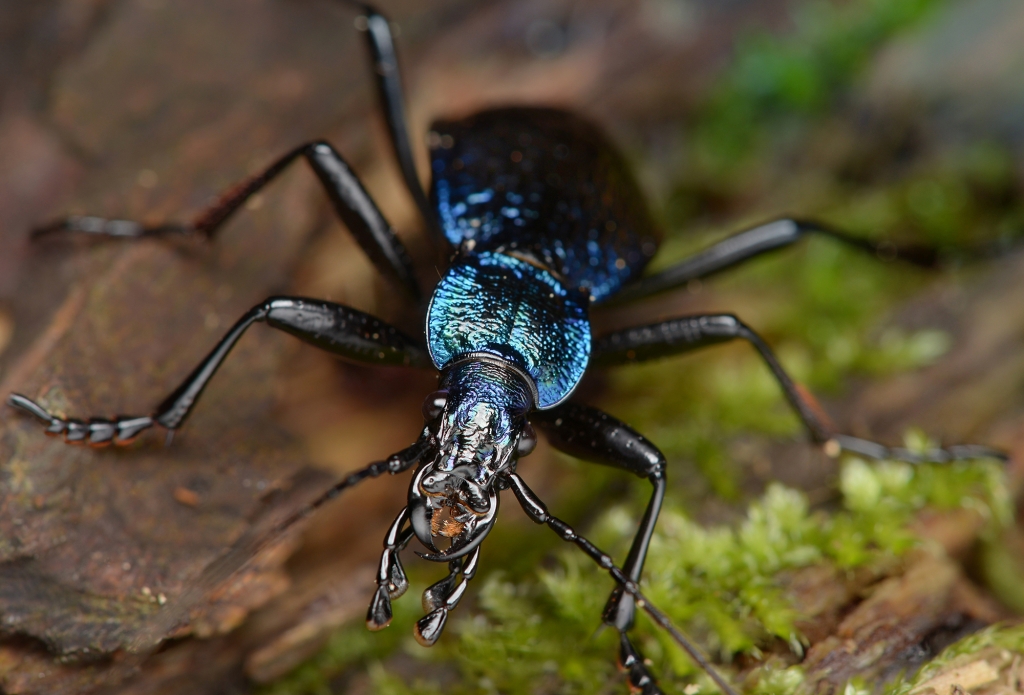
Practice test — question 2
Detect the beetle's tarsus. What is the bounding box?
[833,433,1008,464]
[7,393,55,423]
[619,633,664,695]
[7,393,154,445]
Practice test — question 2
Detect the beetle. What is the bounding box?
[4,1,1006,693]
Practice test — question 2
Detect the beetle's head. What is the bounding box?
[410,356,537,561]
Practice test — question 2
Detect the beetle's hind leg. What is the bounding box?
[32,141,422,298]
[8,296,431,446]
[592,313,1006,464]
[612,218,949,304]
[339,1,445,246]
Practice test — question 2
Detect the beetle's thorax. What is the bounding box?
[425,251,592,409]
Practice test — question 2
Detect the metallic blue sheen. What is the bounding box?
[427,251,590,408]
[429,108,660,303]
[437,360,533,475]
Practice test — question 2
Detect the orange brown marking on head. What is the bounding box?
[431,506,467,538]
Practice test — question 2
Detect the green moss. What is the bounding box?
[388,456,1004,695]
[366,663,447,695]
[883,623,1024,695]
[980,538,1024,613]
[690,0,945,182]
[749,663,805,695]
[258,592,425,695]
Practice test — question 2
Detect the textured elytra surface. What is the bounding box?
[430,107,660,302]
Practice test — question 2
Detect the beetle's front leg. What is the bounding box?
[531,402,667,692]
[508,470,741,695]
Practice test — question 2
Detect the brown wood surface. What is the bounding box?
[1,1,1023,693]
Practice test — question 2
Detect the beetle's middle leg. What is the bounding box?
[531,403,668,694]
[32,140,421,298]
[8,296,431,445]
[592,313,1006,463]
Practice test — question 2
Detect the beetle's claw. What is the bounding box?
[7,394,56,424]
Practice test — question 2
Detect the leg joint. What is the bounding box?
[647,454,667,481]
[305,140,335,158]
[700,313,743,336]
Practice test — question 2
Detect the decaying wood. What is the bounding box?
[0,1,1022,693]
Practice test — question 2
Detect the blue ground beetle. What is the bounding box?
[6,2,1005,693]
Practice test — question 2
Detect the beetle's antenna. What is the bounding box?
[506,472,741,695]
[632,592,739,695]
[132,433,433,652]
[555,516,739,695]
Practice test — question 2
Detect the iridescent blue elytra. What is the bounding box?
[426,108,661,409]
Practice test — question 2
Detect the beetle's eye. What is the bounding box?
[422,390,449,421]
[517,421,537,458]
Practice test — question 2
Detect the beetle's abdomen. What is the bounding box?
[426,252,590,408]
[429,107,660,303]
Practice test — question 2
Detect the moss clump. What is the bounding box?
[263,450,1007,694]
[884,623,1024,695]
[684,0,946,185]
[432,456,1005,695]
